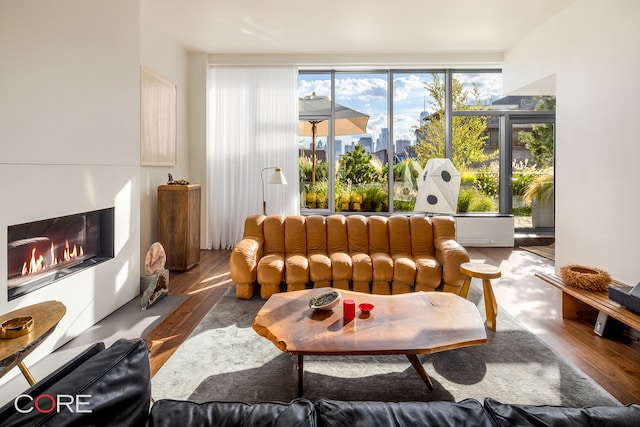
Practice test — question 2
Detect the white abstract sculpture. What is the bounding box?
[415,158,461,214]
[140,242,169,310]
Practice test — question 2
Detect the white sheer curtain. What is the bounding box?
[208,66,299,249]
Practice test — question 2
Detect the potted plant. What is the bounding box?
[524,172,554,227]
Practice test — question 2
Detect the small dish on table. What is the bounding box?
[358,303,374,313]
[309,291,341,310]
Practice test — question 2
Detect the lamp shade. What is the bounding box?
[261,166,287,215]
[269,168,287,185]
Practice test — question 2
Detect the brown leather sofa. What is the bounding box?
[230,214,470,300]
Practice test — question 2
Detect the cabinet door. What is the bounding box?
[157,185,201,270]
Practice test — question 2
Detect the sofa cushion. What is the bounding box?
[147,398,316,427]
[315,398,494,427]
[2,338,150,427]
[484,397,640,427]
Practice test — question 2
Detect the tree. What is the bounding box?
[415,74,495,170]
[518,96,555,168]
[337,144,382,185]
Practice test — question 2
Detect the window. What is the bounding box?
[298,69,555,230]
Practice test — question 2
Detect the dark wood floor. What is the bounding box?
[145,248,640,405]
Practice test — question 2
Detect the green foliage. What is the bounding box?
[511,160,537,197]
[474,169,498,197]
[457,188,475,213]
[361,185,388,212]
[512,206,532,216]
[394,199,415,211]
[469,194,497,212]
[415,74,497,170]
[337,145,383,185]
[457,188,497,213]
[524,171,554,205]
[460,170,477,185]
[393,159,421,189]
[299,156,328,183]
[519,96,555,168]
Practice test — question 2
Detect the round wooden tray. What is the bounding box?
[1,316,34,339]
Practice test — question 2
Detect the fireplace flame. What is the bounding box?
[21,239,84,277]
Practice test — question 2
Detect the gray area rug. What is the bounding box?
[151,286,619,407]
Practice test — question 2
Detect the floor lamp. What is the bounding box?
[261,167,287,215]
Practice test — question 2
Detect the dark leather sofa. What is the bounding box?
[1,339,638,427]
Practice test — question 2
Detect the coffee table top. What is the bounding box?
[253,289,486,356]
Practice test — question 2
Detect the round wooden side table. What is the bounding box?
[0,300,66,385]
[460,262,501,332]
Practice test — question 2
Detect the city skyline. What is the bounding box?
[298,72,503,155]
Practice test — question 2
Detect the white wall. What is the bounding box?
[0,0,141,389]
[504,0,640,284]
[139,16,194,259]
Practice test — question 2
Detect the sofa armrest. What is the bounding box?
[230,238,262,283]
[0,342,106,420]
[435,239,470,293]
[1,339,150,427]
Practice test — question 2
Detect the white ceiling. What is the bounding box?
[141,0,574,55]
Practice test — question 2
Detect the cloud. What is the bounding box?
[298,72,504,146]
[298,77,331,98]
[335,75,388,102]
[453,72,503,104]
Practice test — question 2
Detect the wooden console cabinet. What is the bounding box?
[157,184,201,271]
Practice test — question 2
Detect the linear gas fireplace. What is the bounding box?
[7,208,114,301]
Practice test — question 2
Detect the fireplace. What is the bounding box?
[7,208,114,301]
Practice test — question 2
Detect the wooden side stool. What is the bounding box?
[460,262,501,331]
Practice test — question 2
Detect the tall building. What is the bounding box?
[357,136,374,153]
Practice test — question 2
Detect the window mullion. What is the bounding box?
[444,70,453,159]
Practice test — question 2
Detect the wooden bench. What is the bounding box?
[535,273,640,333]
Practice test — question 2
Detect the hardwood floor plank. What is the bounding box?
[145,248,640,404]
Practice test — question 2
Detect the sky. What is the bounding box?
[298,72,503,150]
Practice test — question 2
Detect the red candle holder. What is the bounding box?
[343,299,356,324]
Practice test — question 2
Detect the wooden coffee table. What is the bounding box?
[252,289,486,396]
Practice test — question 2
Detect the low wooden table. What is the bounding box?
[460,262,501,331]
[536,272,640,332]
[252,289,487,396]
[0,300,66,385]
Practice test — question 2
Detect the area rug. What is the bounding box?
[520,243,555,261]
[151,285,618,407]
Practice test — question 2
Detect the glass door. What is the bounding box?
[510,117,555,231]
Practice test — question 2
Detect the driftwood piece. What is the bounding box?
[141,242,169,310]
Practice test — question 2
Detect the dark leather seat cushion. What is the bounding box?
[314,398,494,427]
[484,397,640,427]
[147,398,316,427]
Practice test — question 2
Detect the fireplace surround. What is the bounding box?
[7,208,114,301]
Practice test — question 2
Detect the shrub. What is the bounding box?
[524,171,554,205]
[458,188,497,213]
[474,169,498,197]
[457,188,475,213]
[469,194,497,212]
[511,160,537,197]
[460,170,477,185]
